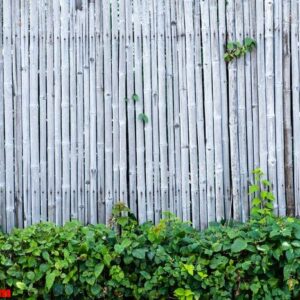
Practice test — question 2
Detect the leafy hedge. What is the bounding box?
[1,169,300,299]
[1,212,300,299]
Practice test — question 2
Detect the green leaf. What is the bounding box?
[138,113,149,124]
[117,216,128,227]
[94,264,104,278]
[226,42,235,50]
[91,284,101,296]
[231,238,248,253]
[132,93,139,101]
[46,271,57,291]
[65,284,73,296]
[175,288,186,296]
[132,248,147,259]
[42,251,50,261]
[249,185,259,194]
[114,244,124,254]
[252,198,261,206]
[183,264,194,275]
[26,271,35,281]
[103,254,112,266]
[16,281,26,291]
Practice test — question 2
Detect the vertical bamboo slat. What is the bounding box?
[265,0,278,213]
[46,0,55,223]
[292,0,300,215]
[53,0,62,225]
[0,0,6,230]
[283,0,294,215]
[218,0,230,220]
[39,0,47,222]
[103,0,113,223]
[12,0,23,227]
[150,0,160,223]
[194,0,207,228]
[210,0,224,222]
[29,0,40,225]
[157,0,168,217]
[171,0,182,219]
[227,0,241,220]
[89,0,97,224]
[134,0,146,223]
[126,0,137,217]
[70,0,78,220]
[184,0,199,227]
[142,0,154,221]
[274,0,286,216]
[76,8,85,223]
[177,0,190,222]
[21,0,30,226]
[4,0,15,232]
[112,0,119,208]
[201,0,215,222]
[95,0,105,223]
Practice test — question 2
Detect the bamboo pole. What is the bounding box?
[119,0,127,208]
[171,0,182,219]
[29,0,40,225]
[291,0,300,215]
[46,0,55,223]
[184,0,199,227]
[274,0,286,216]
[21,0,30,226]
[194,0,207,229]
[12,0,23,227]
[83,0,90,223]
[210,0,224,222]
[243,0,254,218]
[70,0,78,221]
[250,0,260,171]
[283,0,294,216]
[76,9,85,223]
[201,0,215,222]
[61,0,71,223]
[53,0,62,225]
[4,0,15,231]
[89,0,97,224]
[134,0,146,223]
[0,0,6,230]
[39,0,47,222]
[227,0,241,220]
[218,0,230,220]
[142,0,154,221]
[235,0,248,221]
[177,0,190,222]
[165,0,175,216]
[95,0,105,223]
[103,0,113,223]
[257,0,268,176]
[265,0,278,214]
[150,0,160,223]
[112,0,120,208]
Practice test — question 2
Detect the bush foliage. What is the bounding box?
[1,213,300,299]
[1,170,300,299]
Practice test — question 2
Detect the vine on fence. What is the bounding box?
[224,37,256,62]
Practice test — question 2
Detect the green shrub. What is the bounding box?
[1,214,300,299]
[1,171,300,299]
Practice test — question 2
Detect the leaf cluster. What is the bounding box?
[1,213,300,299]
[224,37,256,62]
[1,172,300,300]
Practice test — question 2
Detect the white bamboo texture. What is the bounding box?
[0,1,300,231]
